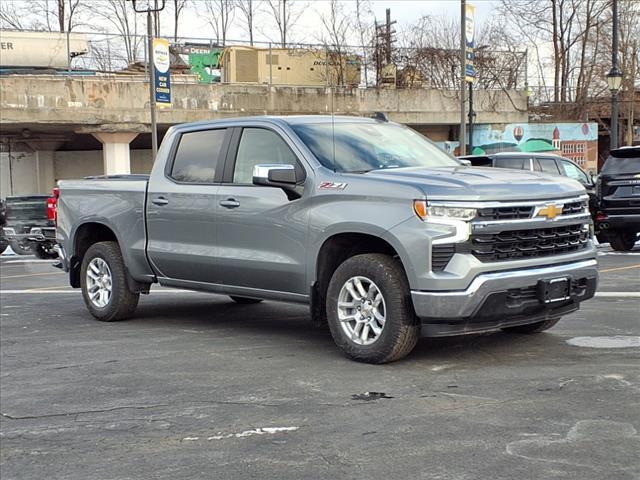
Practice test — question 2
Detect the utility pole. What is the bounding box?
[627,41,637,146]
[459,0,466,156]
[374,9,396,86]
[468,82,475,152]
[131,0,166,160]
[282,0,286,48]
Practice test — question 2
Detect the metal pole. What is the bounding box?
[148,11,158,159]
[627,41,637,146]
[269,42,273,86]
[459,0,466,156]
[611,0,619,150]
[468,81,474,152]
[66,30,71,76]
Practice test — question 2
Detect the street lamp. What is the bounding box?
[608,0,622,150]
[130,0,166,159]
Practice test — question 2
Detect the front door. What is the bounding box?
[214,127,309,294]
[146,127,230,283]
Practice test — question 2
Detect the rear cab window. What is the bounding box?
[493,157,525,170]
[170,129,228,183]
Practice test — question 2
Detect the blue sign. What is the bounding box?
[153,38,171,105]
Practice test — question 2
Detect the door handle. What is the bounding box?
[151,196,169,206]
[219,198,240,208]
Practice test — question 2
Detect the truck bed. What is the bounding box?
[57,176,153,281]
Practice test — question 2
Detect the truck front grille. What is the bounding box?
[470,224,589,262]
[477,206,534,220]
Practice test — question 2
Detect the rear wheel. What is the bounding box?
[229,296,263,304]
[81,241,139,321]
[0,238,8,255]
[502,317,560,334]
[609,231,637,251]
[9,240,32,256]
[326,253,419,364]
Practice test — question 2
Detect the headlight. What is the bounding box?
[413,200,477,221]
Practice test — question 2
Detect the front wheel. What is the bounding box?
[501,317,560,334]
[81,241,139,321]
[609,231,637,252]
[326,253,419,364]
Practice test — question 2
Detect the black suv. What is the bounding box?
[595,146,640,251]
[459,152,597,214]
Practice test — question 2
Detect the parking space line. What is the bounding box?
[1,271,64,279]
[599,264,640,273]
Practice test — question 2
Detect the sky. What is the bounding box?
[175,0,501,46]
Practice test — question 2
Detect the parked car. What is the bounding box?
[2,194,58,258]
[0,199,8,254]
[595,146,640,251]
[459,152,598,215]
[55,116,598,363]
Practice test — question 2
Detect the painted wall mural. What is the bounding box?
[470,122,599,172]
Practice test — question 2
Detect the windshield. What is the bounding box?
[601,156,640,175]
[291,122,459,173]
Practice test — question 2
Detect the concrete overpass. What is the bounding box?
[0,75,528,195]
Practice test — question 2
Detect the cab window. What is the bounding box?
[170,129,227,183]
[232,128,300,184]
[493,157,525,170]
[535,158,560,175]
[559,159,589,184]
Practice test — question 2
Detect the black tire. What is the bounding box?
[609,231,637,252]
[80,241,139,322]
[33,243,58,260]
[326,253,419,364]
[501,317,561,334]
[0,239,8,255]
[229,296,263,304]
[9,240,32,256]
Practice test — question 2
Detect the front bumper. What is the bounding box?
[411,259,598,336]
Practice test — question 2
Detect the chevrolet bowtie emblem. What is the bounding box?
[537,203,562,219]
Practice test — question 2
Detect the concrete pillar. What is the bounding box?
[92,132,139,175]
[25,140,64,194]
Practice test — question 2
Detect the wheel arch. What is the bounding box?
[69,221,119,288]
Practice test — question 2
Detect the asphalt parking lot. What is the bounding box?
[1,245,639,480]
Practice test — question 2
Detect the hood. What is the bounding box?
[364,166,586,201]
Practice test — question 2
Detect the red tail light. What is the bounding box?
[47,187,59,224]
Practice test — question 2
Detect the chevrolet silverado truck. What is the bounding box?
[56,116,598,363]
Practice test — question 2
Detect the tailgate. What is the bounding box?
[5,195,52,229]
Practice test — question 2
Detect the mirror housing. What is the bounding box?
[458,159,472,167]
[252,164,297,187]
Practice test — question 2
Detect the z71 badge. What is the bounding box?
[319,181,348,190]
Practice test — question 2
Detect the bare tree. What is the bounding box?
[317,0,351,85]
[172,0,190,41]
[1,0,85,32]
[354,0,374,85]
[202,0,236,45]
[236,0,261,46]
[0,2,27,29]
[266,0,305,47]
[88,0,144,64]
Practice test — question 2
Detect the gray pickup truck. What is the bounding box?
[56,116,598,363]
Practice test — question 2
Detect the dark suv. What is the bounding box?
[459,152,597,214]
[595,146,640,251]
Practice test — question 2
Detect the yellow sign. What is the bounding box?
[537,204,562,220]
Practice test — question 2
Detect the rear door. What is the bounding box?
[146,127,231,282]
[214,126,309,295]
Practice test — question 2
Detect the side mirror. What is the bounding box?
[252,164,297,187]
[590,173,598,185]
[458,159,472,167]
